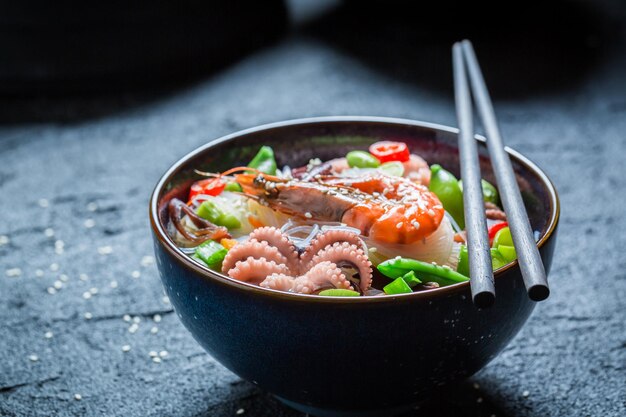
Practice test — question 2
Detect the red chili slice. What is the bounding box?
[188,178,225,203]
[488,222,508,247]
[369,141,410,163]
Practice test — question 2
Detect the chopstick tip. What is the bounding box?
[473,291,496,309]
[528,284,550,302]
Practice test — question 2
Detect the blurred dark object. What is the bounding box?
[308,0,614,98]
[0,0,287,95]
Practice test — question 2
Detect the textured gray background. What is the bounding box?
[1,1,625,416]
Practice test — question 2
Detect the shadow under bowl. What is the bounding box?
[149,116,560,417]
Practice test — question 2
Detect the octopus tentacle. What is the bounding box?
[260,274,295,291]
[309,242,372,292]
[228,257,289,284]
[300,230,363,266]
[485,202,507,221]
[292,262,352,294]
[221,239,289,274]
[249,227,299,271]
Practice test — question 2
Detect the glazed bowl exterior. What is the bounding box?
[149,117,559,417]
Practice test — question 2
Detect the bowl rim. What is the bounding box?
[149,116,560,304]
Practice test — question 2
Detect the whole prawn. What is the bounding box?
[233,169,444,244]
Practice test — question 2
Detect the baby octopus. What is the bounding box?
[222,227,372,294]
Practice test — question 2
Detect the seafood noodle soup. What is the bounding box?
[167,142,516,297]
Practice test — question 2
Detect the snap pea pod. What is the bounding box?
[497,245,517,263]
[401,270,422,287]
[197,200,241,229]
[383,277,413,295]
[492,226,513,248]
[458,179,500,206]
[429,164,465,229]
[346,150,380,168]
[318,289,360,297]
[247,146,277,175]
[457,244,512,275]
[224,182,242,192]
[490,248,508,270]
[378,257,470,287]
[193,240,228,270]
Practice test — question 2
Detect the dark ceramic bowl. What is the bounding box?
[149,116,559,417]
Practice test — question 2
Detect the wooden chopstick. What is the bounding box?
[460,40,550,301]
[452,43,496,308]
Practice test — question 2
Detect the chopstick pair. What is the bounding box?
[452,40,550,307]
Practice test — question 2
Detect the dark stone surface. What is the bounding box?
[1,1,625,416]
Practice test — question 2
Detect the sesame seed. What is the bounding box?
[412,221,420,230]
[82,292,92,300]
[132,316,141,324]
[152,357,162,363]
[6,268,22,277]
[159,350,168,358]
[396,222,403,229]
[522,390,530,398]
[0,235,9,245]
[123,314,131,322]
[84,312,93,320]
[55,240,64,248]
[38,198,49,208]
[44,228,55,237]
[149,351,158,357]
[47,287,57,295]
[44,331,53,339]
[428,209,436,217]
[98,246,113,255]
[368,247,377,253]
[86,202,98,212]
[55,247,64,255]
[122,345,131,352]
[74,394,82,401]
[150,327,159,334]
[29,354,39,362]
[84,219,96,228]
[476,397,483,403]
[304,212,312,219]
[162,296,170,305]
[79,273,89,281]
[131,270,141,279]
[59,274,69,282]
[141,256,154,267]
[89,287,98,295]
[473,382,480,389]
[153,314,162,323]
[236,408,245,415]
[128,324,139,334]
[53,281,63,289]
[110,280,118,289]
[35,269,44,277]
[50,263,59,272]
